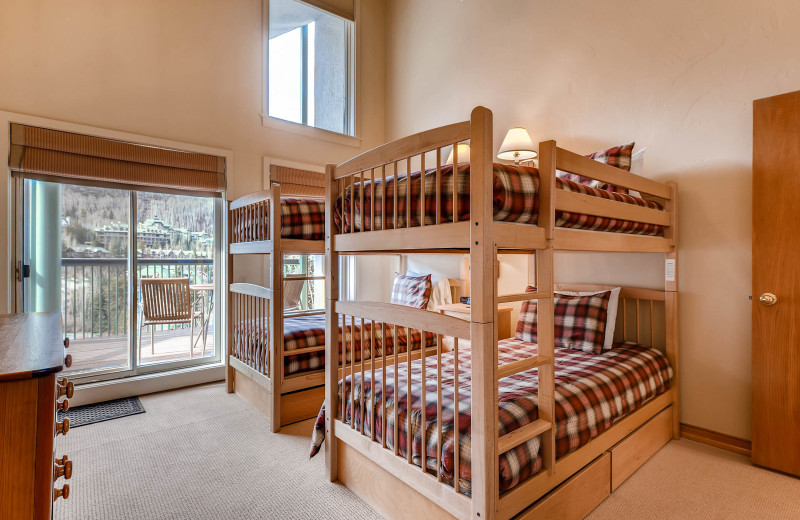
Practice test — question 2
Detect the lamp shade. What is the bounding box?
[497,127,538,162]
[445,143,471,165]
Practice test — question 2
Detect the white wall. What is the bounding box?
[0,0,386,308]
[382,0,800,439]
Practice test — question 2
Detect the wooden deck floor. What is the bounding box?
[66,327,216,375]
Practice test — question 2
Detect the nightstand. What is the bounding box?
[438,303,513,340]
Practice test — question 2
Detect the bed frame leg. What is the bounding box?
[226,202,235,394]
[469,106,498,520]
[325,162,340,482]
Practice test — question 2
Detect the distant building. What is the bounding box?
[94,215,213,252]
[64,245,111,258]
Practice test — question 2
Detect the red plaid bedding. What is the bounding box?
[234,314,437,378]
[333,164,664,236]
[310,340,673,495]
[233,198,324,241]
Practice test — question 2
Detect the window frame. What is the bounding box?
[262,0,359,146]
[283,253,325,315]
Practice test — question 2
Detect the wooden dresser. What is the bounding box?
[0,312,73,519]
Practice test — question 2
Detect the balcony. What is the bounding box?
[61,258,216,376]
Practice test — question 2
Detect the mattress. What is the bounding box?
[233,314,437,379]
[334,163,664,236]
[232,197,325,241]
[309,340,673,495]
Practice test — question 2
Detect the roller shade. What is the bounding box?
[302,0,354,21]
[9,124,226,196]
[270,164,325,198]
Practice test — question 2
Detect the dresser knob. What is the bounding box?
[64,354,72,368]
[53,484,70,501]
[55,418,70,436]
[64,337,70,349]
[57,399,69,412]
[54,457,73,480]
[57,381,74,399]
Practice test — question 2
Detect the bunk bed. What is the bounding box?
[226,165,439,432]
[314,107,679,520]
[226,164,327,431]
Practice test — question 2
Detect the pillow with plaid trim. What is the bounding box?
[390,273,432,310]
[555,288,620,350]
[515,285,612,354]
[556,142,635,193]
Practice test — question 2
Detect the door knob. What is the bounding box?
[759,293,777,306]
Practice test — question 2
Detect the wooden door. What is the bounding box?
[752,91,800,476]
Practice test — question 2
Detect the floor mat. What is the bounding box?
[59,396,145,428]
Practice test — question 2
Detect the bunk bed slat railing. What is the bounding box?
[554,190,671,226]
[334,301,471,339]
[555,147,672,199]
[334,121,470,179]
[229,283,272,377]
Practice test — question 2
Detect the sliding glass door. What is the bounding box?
[19,179,222,382]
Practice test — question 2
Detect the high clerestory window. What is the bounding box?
[267,0,355,136]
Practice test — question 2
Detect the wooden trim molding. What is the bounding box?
[680,423,752,457]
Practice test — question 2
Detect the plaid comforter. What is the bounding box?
[309,341,673,495]
[234,198,324,241]
[334,163,664,236]
[235,315,437,378]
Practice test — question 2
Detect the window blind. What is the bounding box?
[9,124,226,196]
[301,0,354,21]
[270,165,325,198]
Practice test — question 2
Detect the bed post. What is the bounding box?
[469,106,498,520]
[664,181,679,439]
[269,184,283,433]
[536,141,557,473]
[226,199,235,393]
[324,163,340,482]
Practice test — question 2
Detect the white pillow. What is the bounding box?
[555,287,621,350]
[630,148,646,175]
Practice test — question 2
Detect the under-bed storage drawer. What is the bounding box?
[517,452,611,520]
[610,405,672,491]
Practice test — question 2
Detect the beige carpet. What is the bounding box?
[55,383,800,520]
[55,383,376,520]
[588,438,800,520]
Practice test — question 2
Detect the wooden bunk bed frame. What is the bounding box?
[226,165,442,432]
[226,165,328,432]
[322,106,679,520]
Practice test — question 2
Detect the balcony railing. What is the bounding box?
[61,258,214,340]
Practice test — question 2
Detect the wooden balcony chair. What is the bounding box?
[138,278,204,357]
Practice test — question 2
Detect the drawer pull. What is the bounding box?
[55,418,70,436]
[53,484,70,501]
[54,456,73,480]
[64,354,72,369]
[57,380,74,399]
[64,337,70,349]
[57,399,69,412]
